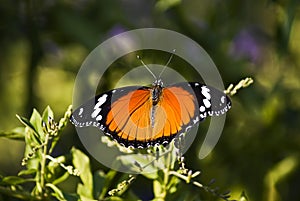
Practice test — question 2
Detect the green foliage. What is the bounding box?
[0,106,243,201]
[1,0,300,200]
[0,106,76,201]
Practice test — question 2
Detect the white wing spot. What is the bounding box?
[96,115,102,121]
[201,86,211,100]
[195,83,199,86]
[94,94,108,109]
[193,116,199,124]
[91,108,102,118]
[200,112,207,119]
[203,99,211,108]
[221,96,226,104]
[78,108,84,117]
[199,106,206,112]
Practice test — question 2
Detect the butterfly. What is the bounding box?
[71,56,231,149]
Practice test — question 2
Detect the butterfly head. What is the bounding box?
[152,79,163,87]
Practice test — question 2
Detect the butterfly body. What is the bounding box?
[71,81,231,148]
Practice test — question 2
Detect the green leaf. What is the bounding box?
[16,115,38,136]
[18,168,37,176]
[99,170,117,199]
[142,171,159,180]
[71,147,93,199]
[52,171,70,185]
[46,155,70,185]
[19,108,47,170]
[42,106,54,124]
[153,180,164,198]
[46,183,66,201]
[2,176,34,185]
[77,184,97,201]
[0,127,25,140]
[93,170,106,199]
[29,109,45,141]
[16,114,41,145]
[80,196,97,201]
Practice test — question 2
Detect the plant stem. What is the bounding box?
[169,171,204,188]
[40,133,49,195]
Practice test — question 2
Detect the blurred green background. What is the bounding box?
[0,0,300,200]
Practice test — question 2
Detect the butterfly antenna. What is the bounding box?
[137,55,157,80]
[158,49,176,79]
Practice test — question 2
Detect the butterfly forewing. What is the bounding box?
[71,86,143,129]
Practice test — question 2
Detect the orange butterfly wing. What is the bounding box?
[71,82,231,148]
[105,85,197,147]
[106,89,152,142]
[152,86,196,140]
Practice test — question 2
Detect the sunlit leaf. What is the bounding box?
[18,168,37,176]
[29,109,45,141]
[142,171,159,180]
[16,115,38,137]
[71,147,93,199]
[80,196,97,201]
[42,105,54,124]
[52,171,70,185]
[46,183,66,201]
[153,180,164,198]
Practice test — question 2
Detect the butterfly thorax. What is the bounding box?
[151,83,163,106]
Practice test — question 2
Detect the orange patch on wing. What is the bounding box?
[151,86,196,140]
[106,89,152,141]
[106,86,196,144]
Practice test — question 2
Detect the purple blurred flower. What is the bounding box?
[230,28,266,63]
[107,25,127,38]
